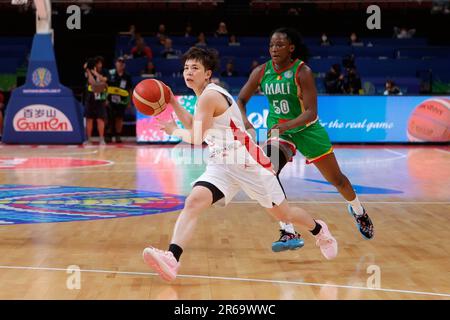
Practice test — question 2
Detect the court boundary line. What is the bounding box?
[0,156,114,171]
[384,148,407,156]
[231,201,450,205]
[434,148,450,155]
[0,265,448,298]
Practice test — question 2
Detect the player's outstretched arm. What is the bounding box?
[161,90,216,145]
[237,65,264,131]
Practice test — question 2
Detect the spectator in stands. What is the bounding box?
[343,66,362,95]
[431,0,450,14]
[83,56,109,145]
[349,32,363,46]
[131,36,153,60]
[141,61,158,77]
[119,24,137,48]
[324,64,345,94]
[184,23,193,38]
[120,24,136,37]
[384,80,403,95]
[195,32,208,48]
[248,60,259,76]
[160,38,181,59]
[393,27,416,39]
[0,90,4,140]
[320,33,331,46]
[247,60,263,94]
[287,7,300,15]
[158,34,167,47]
[221,61,239,77]
[228,34,240,46]
[342,54,356,69]
[156,24,167,41]
[215,22,229,37]
[106,57,132,143]
[128,24,136,36]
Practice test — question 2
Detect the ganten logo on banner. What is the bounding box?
[13,104,73,132]
[0,185,186,225]
[32,67,52,88]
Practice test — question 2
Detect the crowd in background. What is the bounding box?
[118,22,410,96]
[0,20,426,141]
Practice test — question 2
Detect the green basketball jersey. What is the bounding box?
[260,59,315,135]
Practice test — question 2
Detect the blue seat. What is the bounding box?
[308,58,342,73]
[170,36,196,46]
[356,58,450,79]
[152,58,183,76]
[206,37,229,46]
[309,45,353,58]
[214,45,266,58]
[352,46,395,58]
[0,58,20,73]
[397,47,450,59]
[361,76,421,94]
[356,58,417,77]
[238,37,267,46]
[115,35,135,57]
[0,37,32,46]
[365,38,428,47]
[124,57,148,76]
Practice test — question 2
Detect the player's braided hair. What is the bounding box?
[270,27,309,62]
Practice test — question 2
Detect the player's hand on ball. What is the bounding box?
[167,86,180,109]
[156,114,178,135]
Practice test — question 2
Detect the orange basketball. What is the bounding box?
[407,98,450,142]
[132,79,171,116]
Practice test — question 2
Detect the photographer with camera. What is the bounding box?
[84,56,109,145]
[324,64,345,94]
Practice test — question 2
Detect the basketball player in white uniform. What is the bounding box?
[143,47,338,282]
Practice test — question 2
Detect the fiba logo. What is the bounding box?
[32,68,52,87]
[284,70,293,79]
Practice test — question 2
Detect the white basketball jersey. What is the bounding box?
[199,83,272,172]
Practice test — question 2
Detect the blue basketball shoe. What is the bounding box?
[272,230,305,252]
[347,205,374,240]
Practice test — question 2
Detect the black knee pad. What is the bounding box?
[193,181,225,204]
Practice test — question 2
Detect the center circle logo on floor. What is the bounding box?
[0,185,186,225]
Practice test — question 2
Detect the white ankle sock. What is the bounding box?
[279,221,295,234]
[348,196,364,216]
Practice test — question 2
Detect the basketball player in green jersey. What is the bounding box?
[237,28,374,252]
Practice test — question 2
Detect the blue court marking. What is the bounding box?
[0,184,185,225]
[303,179,403,194]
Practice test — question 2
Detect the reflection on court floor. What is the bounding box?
[0,144,449,299]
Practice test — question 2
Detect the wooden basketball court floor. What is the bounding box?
[0,143,449,300]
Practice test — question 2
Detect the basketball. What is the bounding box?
[407,98,450,142]
[132,79,171,116]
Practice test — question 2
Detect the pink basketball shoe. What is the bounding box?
[143,247,180,282]
[314,220,338,260]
